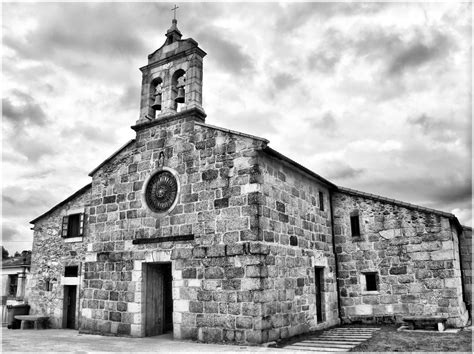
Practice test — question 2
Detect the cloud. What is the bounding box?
[3,3,147,61]
[407,113,471,146]
[307,51,341,73]
[120,84,141,110]
[212,109,279,138]
[61,122,118,145]
[197,27,254,75]
[324,161,365,180]
[349,26,453,76]
[271,73,299,91]
[307,112,338,136]
[275,2,386,33]
[20,168,55,180]
[8,133,56,162]
[2,91,47,129]
[432,178,472,206]
[2,223,20,242]
[2,186,57,218]
[387,30,451,75]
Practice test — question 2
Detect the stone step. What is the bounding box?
[303,339,364,345]
[320,335,373,339]
[327,329,378,332]
[295,341,356,349]
[323,332,375,335]
[311,337,367,343]
[284,344,349,352]
[328,331,377,334]
[332,328,380,330]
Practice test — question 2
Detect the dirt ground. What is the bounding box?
[352,325,473,352]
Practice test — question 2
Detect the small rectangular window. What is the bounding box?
[8,275,18,297]
[319,192,324,211]
[365,273,378,291]
[350,215,360,236]
[61,213,84,238]
[65,266,79,277]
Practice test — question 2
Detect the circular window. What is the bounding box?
[144,170,179,213]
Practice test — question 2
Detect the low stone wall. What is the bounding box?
[460,227,472,316]
[332,191,466,327]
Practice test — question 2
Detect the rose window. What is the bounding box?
[145,170,178,213]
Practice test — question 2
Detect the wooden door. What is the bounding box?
[315,267,324,323]
[63,285,77,329]
[144,263,172,336]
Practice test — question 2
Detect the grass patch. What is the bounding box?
[352,325,473,352]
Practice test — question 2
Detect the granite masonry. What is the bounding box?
[27,20,471,344]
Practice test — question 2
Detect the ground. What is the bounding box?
[2,325,473,352]
[1,328,279,352]
[352,325,473,352]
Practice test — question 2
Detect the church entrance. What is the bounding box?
[144,263,173,336]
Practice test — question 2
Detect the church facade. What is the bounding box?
[26,21,472,344]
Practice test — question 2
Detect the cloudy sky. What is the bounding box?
[2,1,472,253]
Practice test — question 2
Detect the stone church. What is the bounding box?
[27,20,472,344]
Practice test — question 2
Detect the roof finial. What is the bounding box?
[171,4,179,21]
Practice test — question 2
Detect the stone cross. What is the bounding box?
[171,4,179,20]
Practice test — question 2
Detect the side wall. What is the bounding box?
[332,191,466,327]
[256,153,339,342]
[459,227,472,317]
[27,189,91,328]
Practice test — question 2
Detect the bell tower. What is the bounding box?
[135,17,206,126]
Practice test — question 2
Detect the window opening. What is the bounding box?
[61,213,84,238]
[65,266,79,277]
[365,273,377,291]
[350,214,360,237]
[319,192,324,211]
[8,275,18,297]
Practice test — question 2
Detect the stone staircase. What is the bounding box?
[280,327,380,352]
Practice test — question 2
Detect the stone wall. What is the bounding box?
[82,116,274,343]
[332,191,466,327]
[459,226,472,316]
[27,187,91,328]
[255,153,339,341]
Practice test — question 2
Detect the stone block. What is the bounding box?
[444,278,459,288]
[214,314,235,329]
[424,278,443,289]
[431,250,453,261]
[201,328,223,343]
[227,244,246,256]
[236,316,253,329]
[241,278,262,291]
[207,245,226,257]
[249,242,269,255]
[109,312,121,322]
[225,267,245,279]
[242,303,263,316]
[389,266,407,275]
[204,267,224,279]
[410,252,430,260]
[222,279,241,290]
[174,300,190,312]
[196,314,214,327]
[204,302,219,313]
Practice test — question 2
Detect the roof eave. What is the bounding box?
[30,183,92,224]
[261,146,337,189]
[88,139,136,177]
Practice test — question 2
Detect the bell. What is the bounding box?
[151,92,162,110]
[175,87,185,103]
